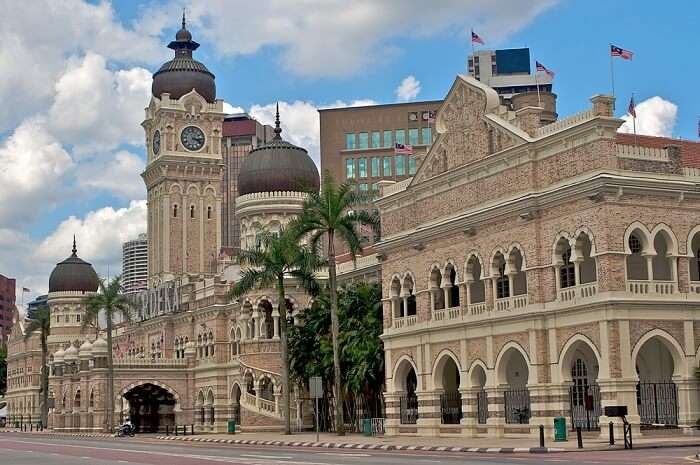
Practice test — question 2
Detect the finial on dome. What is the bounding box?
[273,102,282,140]
[182,8,186,29]
[72,235,77,257]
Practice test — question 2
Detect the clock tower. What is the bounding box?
[141,14,225,286]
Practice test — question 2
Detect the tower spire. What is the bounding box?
[72,235,77,257]
[273,102,282,140]
[182,7,186,29]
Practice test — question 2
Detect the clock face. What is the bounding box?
[152,130,161,155]
[181,126,205,151]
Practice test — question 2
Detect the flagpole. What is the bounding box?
[471,29,475,77]
[534,66,542,107]
[632,92,638,153]
[609,43,615,97]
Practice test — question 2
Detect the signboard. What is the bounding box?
[309,376,323,399]
[129,281,181,322]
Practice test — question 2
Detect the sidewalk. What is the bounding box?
[154,429,700,454]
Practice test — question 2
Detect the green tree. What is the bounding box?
[288,282,384,429]
[228,227,323,434]
[23,304,51,427]
[82,276,133,432]
[291,173,379,435]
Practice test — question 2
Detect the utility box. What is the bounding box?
[554,417,567,441]
[227,420,236,434]
[362,418,372,436]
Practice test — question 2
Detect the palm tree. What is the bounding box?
[290,172,379,435]
[24,304,51,427]
[82,276,134,433]
[228,227,322,435]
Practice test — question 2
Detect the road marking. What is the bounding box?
[318,452,372,457]
[241,454,294,459]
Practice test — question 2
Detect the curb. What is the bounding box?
[1,430,113,438]
[154,435,564,453]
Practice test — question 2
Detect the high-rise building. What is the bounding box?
[0,274,16,343]
[122,233,148,293]
[468,47,557,124]
[221,114,274,252]
[319,100,442,251]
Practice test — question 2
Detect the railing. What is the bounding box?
[447,306,460,320]
[627,280,677,295]
[399,394,418,425]
[114,358,187,368]
[440,391,462,425]
[559,282,598,302]
[467,302,488,316]
[690,282,700,294]
[504,389,531,424]
[432,306,460,322]
[616,144,669,162]
[433,308,446,321]
[259,397,276,414]
[243,392,256,406]
[684,167,700,177]
[535,108,594,137]
[495,294,528,312]
[393,315,417,329]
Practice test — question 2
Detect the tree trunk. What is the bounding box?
[40,329,49,428]
[327,230,345,435]
[106,315,114,433]
[278,275,291,435]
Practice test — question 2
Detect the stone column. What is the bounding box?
[252,310,260,340]
[485,385,505,438]
[416,390,441,437]
[459,387,480,437]
[272,310,280,340]
[442,285,451,309]
[384,392,402,436]
[484,278,494,310]
[645,255,654,281]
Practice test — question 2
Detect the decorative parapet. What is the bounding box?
[336,254,380,274]
[683,167,700,177]
[616,144,669,162]
[113,358,187,368]
[382,178,412,197]
[236,191,309,203]
[534,108,594,138]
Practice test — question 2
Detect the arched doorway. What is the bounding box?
[395,359,418,425]
[470,364,488,424]
[434,354,461,424]
[122,383,177,433]
[635,336,679,426]
[497,346,530,424]
[561,339,601,431]
[230,385,241,424]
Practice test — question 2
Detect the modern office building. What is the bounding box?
[26,294,48,320]
[0,275,16,343]
[122,233,148,294]
[468,48,557,124]
[319,101,442,248]
[221,114,275,252]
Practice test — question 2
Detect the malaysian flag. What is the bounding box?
[628,96,636,118]
[22,287,31,293]
[535,61,555,78]
[611,44,633,60]
[394,143,413,154]
[471,30,484,45]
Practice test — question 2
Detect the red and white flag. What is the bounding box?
[535,61,555,78]
[394,143,413,154]
[611,44,633,60]
[471,30,484,45]
[628,96,636,118]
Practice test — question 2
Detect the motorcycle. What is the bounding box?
[116,424,135,437]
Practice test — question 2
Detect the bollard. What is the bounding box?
[166,425,169,436]
[576,426,583,449]
[175,425,178,436]
[609,422,614,446]
[539,424,545,448]
[191,424,194,435]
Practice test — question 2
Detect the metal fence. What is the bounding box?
[569,383,601,431]
[476,390,489,424]
[637,382,678,426]
[399,394,418,425]
[504,389,530,424]
[440,391,462,424]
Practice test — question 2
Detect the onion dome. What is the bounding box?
[92,337,108,356]
[53,347,65,364]
[79,340,93,358]
[48,237,100,293]
[238,104,320,196]
[64,344,79,361]
[152,11,216,103]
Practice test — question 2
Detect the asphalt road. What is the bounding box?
[0,432,697,465]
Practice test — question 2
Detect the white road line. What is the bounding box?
[317,452,372,457]
[240,454,294,459]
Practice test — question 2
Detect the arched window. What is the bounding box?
[430,267,444,311]
[560,246,575,288]
[466,256,485,304]
[448,266,459,307]
[190,205,195,218]
[626,232,648,280]
[493,253,509,299]
[173,204,178,218]
[652,231,673,280]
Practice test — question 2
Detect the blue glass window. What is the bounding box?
[358,158,367,178]
[408,128,419,146]
[345,133,356,150]
[345,158,355,179]
[371,157,380,177]
[395,129,405,145]
[383,130,393,148]
[408,157,417,175]
[395,155,405,176]
[371,131,381,148]
[421,127,432,145]
[358,132,369,149]
[383,157,392,176]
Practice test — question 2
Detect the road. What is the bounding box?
[0,432,696,465]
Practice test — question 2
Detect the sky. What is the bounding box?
[0,0,698,302]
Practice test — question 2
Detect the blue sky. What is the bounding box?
[0,0,697,298]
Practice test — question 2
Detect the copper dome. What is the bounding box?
[48,238,100,294]
[152,14,216,103]
[238,106,320,196]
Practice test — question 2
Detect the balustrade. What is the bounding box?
[627,280,677,295]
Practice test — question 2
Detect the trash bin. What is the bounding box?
[362,418,372,436]
[553,417,567,441]
[227,420,236,434]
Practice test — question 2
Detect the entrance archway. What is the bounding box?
[394,358,418,425]
[434,353,461,424]
[122,383,177,433]
[496,345,531,424]
[634,334,681,426]
[560,337,601,430]
[230,384,241,424]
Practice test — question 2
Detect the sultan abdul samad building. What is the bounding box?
[6,17,700,439]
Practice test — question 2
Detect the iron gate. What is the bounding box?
[400,394,418,424]
[440,391,462,424]
[504,389,530,424]
[637,382,678,426]
[477,390,488,424]
[569,383,601,430]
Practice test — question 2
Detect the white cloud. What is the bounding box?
[223,102,246,114]
[35,200,147,277]
[184,0,557,77]
[49,53,151,155]
[0,117,74,227]
[78,151,146,199]
[396,75,421,102]
[619,96,678,138]
[249,99,377,166]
